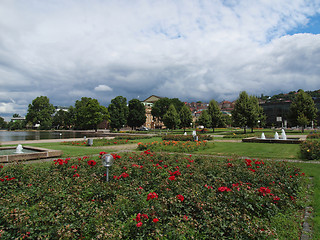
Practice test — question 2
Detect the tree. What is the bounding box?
[0,117,7,129]
[151,97,185,123]
[179,105,193,132]
[198,110,211,128]
[127,99,146,130]
[74,97,109,131]
[247,96,265,132]
[108,96,128,131]
[289,90,317,132]
[151,97,171,123]
[207,99,224,133]
[232,91,263,133]
[65,106,76,129]
[52,109,69,129]
[163,104,180,130]
[13,113,21,118]
[25,96,55,130]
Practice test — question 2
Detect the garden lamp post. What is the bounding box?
[102,154,114,182]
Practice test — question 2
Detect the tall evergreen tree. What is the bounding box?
[179,104,193,132]
[198,110,212,128]
[163,104,180,130]
[127,99,146,130]
[207,99,224,133]
[108,96,128,131]
[289,90,317,132]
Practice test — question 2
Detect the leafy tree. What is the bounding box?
[247,96,265,132]
[163,104,180,130]
[198,110,211,128]
[65,106,76,129]
[232,91,263,133]
[151,97,185,123]
[25,96,55,130]
[207,99,224,133]
[289,90,318,132]
[127,99,146,130]
[0,117,7,129]
[52,109,69,129]
[74,97,109,131]
[108,96,128,131]
[12,113,21,118]
[179,105,193,132]
[151,97,171,122]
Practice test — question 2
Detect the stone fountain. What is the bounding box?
[242,129,302,144]
[14,144,23,154]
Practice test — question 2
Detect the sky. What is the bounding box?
[1,0,320,120]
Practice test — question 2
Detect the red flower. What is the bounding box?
[168,175,176,181]
[258,187,271,196]
[0,165,3,168]
[136,222,143,227]
[100,151,107,155]
[248,168,256,172]
[147,192,158,201]
[87,160,97,166]
[218,186,232,192]
[177,194,184,202]
[153,218,159,223]
[73,173,80,177]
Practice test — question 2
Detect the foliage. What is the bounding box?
[162,134,212,141]
[179,105,192,131]
[151,97,184,123]
[108,96,128,131]
[25,96,55,130]
[7,120,26,130]
[127,99,146,130]
[307,132,320,139]
[52,109,69,129]
[61,138,131,146]
[74,97,109,131]
[0,152,307,239]
[289,90,318,132]
[137,140,209,152]
[0,117,7,129]
[197,110,211,128]
[163,104,180,130]
[300,140,320,160]
[232,92,264,133]
[115,135,153,140]
[207,99,224,132]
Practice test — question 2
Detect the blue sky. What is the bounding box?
[0,0,320,120]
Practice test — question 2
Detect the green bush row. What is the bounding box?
[162,134,212,141]
[300,140,320,160]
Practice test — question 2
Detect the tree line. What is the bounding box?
[0,90,317,132]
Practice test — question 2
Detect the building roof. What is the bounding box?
[143,95,162,103]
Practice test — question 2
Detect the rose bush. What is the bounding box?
[0,152,307,239]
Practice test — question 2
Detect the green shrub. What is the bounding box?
[162,134,212,141]
[137,140,210,152]
[0,152,307,239]
[307,132,320,139]
[300,140,320,160]
[115,135,152,140]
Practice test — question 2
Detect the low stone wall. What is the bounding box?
[242,137,303,144]
[0,146,62,163]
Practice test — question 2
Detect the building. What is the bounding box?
[141,95,164,129]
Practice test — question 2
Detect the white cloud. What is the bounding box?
[0,0,320,117]
[94,85,113,92]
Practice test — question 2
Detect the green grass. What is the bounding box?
[198,142,301,160]
[295,163,320,239]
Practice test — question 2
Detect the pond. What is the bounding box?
[0,130,96,142]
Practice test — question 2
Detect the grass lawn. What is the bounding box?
[202,142,301,160]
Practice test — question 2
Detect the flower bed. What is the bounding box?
[137,140,209,152]
[0,152,307,239]
[61,138,131,146]
[162,134,212,141]
[307,132,320,139]
[300,140,320,160]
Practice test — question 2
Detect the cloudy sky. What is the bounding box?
[1,0,320,120]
